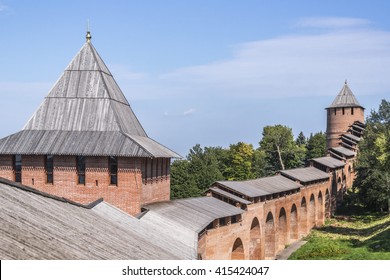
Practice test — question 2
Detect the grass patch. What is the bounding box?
[289,214,390,260]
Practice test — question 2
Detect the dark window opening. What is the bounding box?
[334,108,337,115]
[142,158,147,182]
[162,158,166,177]
[13,155,22,183]
[342,108,345,115]
[77,156,86,185]
[219,217,226,226]
[147,158,152,179]
[109,156,118,185]
[351,107,354,115]
[45,155,54,184]
[166,158,170,176]
[153,158,157,178]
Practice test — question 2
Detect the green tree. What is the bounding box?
[252,149,267,178]
[187,144,224,194]
[296,131,307,146]
[306,132,327,161]
[170,144,225,199]
[259,125,306,173]
[224,142,255,180]
[170,160,199,199]
[354,99,390,213]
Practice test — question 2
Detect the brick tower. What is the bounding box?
[325,82,364,149]
[0,32,180,216]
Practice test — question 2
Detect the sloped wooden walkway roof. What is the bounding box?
[311,156,345,169]
[0,178,192,259]
[0,35,180,158]
[330,146,356,157]
[215,175,302,198]
[280,166,330,184]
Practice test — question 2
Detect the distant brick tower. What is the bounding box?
[326,81,365,149]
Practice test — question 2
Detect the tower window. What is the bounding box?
[13,154,22,183]
[45,155,54,184]
[142,158,147,182]
[351,108,354,115]
[109,156,118,185]
[334,108,336,115]
[77,156,86,185]
[342,108,345,115]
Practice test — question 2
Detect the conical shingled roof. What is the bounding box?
[24,41,146,135]
[0,35,180,158]
[327,82,364,109]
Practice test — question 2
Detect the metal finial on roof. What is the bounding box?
[86,31,92,42]
[86,20,92,42]
[345,79,348,85]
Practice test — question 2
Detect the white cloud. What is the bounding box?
[183,108,196,116]
[296,17,371,29]
[159,21,390,99]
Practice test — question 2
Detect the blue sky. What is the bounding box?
[1,0,390,156]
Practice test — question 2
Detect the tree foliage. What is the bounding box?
[259,125,306,174]
[296,131,307,146]
[354,99,390,213]
[170,126,330,199]
[170,160,199,199]
[170,142,263,199]
[306,132,327,161]
[224,142,255,180]
[186,144,224,193]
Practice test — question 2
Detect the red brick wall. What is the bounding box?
[141,177,170,205]
[0,155,172,216]
[0,155,14,180]
[21,155,46,187]
[199,180,330,260]
[141,157,171,205]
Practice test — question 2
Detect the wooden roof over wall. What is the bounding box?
[0,178,192,259]
[311,156,345,169]
[280,166,330,184]
[215,175,302,198]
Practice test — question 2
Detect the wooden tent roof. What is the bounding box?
[0,35,180,158]
[327,82,364,109]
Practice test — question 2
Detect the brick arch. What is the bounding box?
[317,191,324,225]
[342,174,347,190]
[249,217,262,260]
[309,193,316,229]
[337,176,342,191]
[348,165,352,189]
[325,188,331,218]
[231,238,245,260]
[278,207,287,251]
[264,212,275,259]
[299,196,308,237]
[290,204,299,241]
